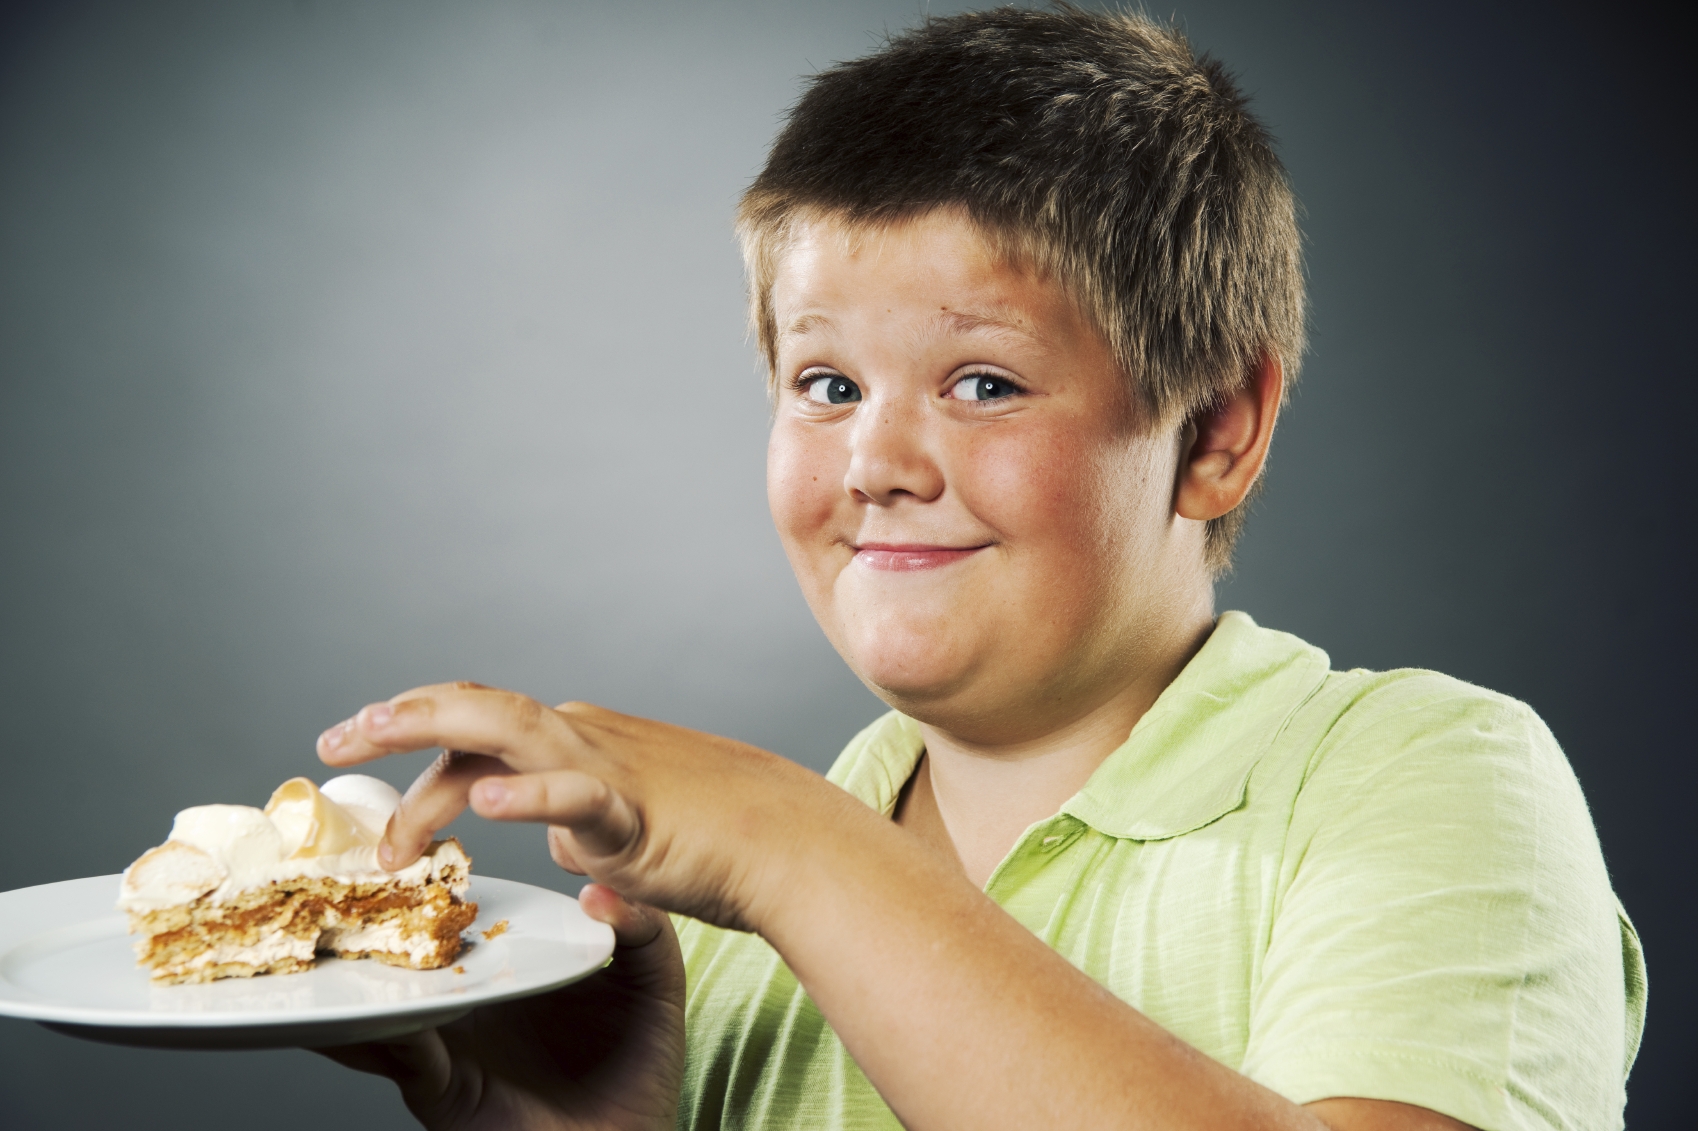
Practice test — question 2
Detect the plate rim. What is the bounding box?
[0,873,614,1030]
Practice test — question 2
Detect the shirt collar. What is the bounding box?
[828,711,925,817]
[1063,611,1330,840]
[828,611,1331,840]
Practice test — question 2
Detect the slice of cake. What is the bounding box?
[118,774,477,984]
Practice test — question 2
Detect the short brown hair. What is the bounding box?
[738,4,1305,572]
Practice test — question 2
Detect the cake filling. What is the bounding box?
[118,775,477,984]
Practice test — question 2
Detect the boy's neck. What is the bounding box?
[896,606,1217,888]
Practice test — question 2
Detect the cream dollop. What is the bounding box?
[169,804,285,871]
[319,774,403,838]
[118,774,458,913]
[265,777,377,858]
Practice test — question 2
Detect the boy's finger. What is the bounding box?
[310,1041,394,1076]
[578,882,667,948]
[316,682,488,767]
[576,885,684,1002]
[311,1029,451,1094]
[380,750,514,869]
[469,769,642,859]
[546,825,588,874]
[320,684,579,771]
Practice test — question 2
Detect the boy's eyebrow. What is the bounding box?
[779,312,834,339]
[778,307,1046,345]
[934,307,1043,344]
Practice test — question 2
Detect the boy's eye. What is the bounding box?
[949,374,1018,401]
[804,375,862,404]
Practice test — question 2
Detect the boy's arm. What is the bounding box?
[320,686,1473,1131]
[755,762,1472,1131]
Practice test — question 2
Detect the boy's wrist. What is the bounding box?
[741,778,977,975]
[738,779,892,944]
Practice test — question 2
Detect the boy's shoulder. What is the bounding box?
[1284,659,1565,791]
[1309,660,1542,729]
[1266,653,1603,878]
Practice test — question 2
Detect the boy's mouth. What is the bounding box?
[852,543,989,572]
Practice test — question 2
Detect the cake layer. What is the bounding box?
[120,775,478,984]
[129,845,476,985]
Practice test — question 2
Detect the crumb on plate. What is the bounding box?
[481,919,510,941]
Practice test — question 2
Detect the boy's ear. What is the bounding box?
[1174,353,1284,522]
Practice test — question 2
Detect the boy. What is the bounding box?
[315,9,1643,1130]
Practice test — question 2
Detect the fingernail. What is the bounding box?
[475,780,510,808]
[365,703,394,728]
[320,721,349,750]
[378,842,395,868]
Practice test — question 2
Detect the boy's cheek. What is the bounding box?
[956,427,1093,541]
[766,427,848,550]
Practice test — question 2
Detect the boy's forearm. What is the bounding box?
[754,800,1325,1131]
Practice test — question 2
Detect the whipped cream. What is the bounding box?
[118,775,466,913]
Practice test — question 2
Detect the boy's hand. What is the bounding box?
[317,682,845,935]
[315,884,684,1131]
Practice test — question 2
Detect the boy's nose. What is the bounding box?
[843,397,945,506]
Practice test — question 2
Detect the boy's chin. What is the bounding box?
[846,646,987,714]
[830,610,1036,712]
[860,673,1048,745]
[844,632,1092,741]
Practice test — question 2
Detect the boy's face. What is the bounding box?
[767,211,1206,743]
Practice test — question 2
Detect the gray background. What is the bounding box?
[1,1,1690,1127]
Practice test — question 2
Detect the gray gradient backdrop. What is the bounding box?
[2,2,1691,1127]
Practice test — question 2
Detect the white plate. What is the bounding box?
[0,874,615,1049]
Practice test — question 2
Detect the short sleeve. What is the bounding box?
[1240,676,1641,1131]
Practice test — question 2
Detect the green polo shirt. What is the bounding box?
[674,612,1645,1131]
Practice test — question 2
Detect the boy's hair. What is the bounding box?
[738,4,1305,572]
